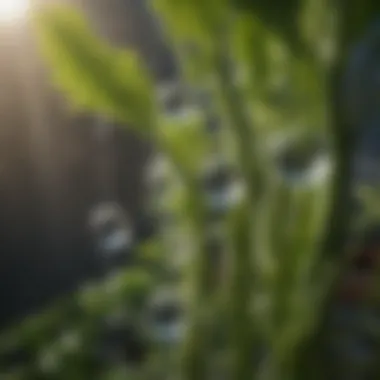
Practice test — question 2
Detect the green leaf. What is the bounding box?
[77,269,153,315]
[152,0,229,83]
[157,111,211,176]
[232,0,305,56]
[153,0,228,45]
[33,4,157,131]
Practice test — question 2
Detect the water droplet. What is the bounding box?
[157,80,213,125]
[153,321,186,346]
[272,133,331,187]
[88,202,133,258]
[157,81,188,114]
[201,155,245,217]
[149,288,185,345]
[145,154,173,192]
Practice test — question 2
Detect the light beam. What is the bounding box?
[0,0,29,24]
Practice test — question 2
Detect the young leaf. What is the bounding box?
[33,4,157,132]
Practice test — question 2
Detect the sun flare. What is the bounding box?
[0,0,29,23]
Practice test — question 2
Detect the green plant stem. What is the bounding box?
[226,201,255,379]
[214,35,260,379]
[215,51,261,201]
[152,139,211,380]
[179,178,211,380]
[294,2,360,378]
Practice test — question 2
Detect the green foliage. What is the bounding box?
[233,0,304,56]
[3,1,380,379]
[157,110,211,176]
[151,0,229,81]
[0,266,156,380]
[34,5,157,132]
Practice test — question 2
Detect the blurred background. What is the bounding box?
[0,0,173,329]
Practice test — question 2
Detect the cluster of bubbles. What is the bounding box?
[144,79,248,350]
[105,27,380,371]
[88,202,134,265]
[269,131,332,187]
[145,68,359,354]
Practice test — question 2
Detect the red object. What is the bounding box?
[338,273,374,302]
[338,243,380,302]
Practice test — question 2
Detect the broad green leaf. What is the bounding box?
[34,4,157,132]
